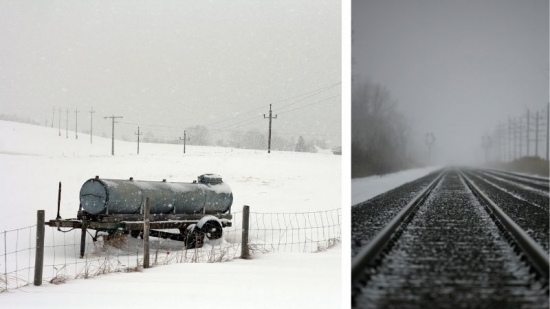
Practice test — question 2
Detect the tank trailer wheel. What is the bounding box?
[201,220,223,240]
[129,230,142,239]
[182,224,204,249]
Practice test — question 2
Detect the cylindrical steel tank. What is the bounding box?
[79,174,233,215]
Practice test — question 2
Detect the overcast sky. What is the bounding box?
[353,0,549,164]
[0,1,341,146]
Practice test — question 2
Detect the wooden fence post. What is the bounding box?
[241,205,250,259]
[34,210,45,286]
[143,197,151,268]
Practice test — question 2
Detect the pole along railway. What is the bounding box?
[352,168,549,309]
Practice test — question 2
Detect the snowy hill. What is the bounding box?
[0,120,341,308]
[0,120,340,229]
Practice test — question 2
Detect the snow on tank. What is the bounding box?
[79,174,233,215]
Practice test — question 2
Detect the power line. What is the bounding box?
[119,121,185,129]
[116,82,340,134]
[272,82,340,113]
[276,94,340,115]
[112,87,340,142]
[213,94,340,132]
[205,81,341,129]
[265,81,341,109]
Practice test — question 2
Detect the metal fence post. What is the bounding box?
[34,210,45,286]
[241,205,250,259]
[143,197,151,268]
[79,224,87,258]
[4,231,7,291]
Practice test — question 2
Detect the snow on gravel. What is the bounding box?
[352,167,440,205]
[0,121,341,308]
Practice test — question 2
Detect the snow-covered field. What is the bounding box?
[0,120,341,308]
[351,167,440,205]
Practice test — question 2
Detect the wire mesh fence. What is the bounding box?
[1,208,341,293]
[0,226,37,292]
[226,208,342,253]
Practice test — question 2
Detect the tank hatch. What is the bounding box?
[198,174,223,184]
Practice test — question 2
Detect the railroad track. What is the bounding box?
[465,169,549,252]
[352,169,549,309]
[481,169,550,192]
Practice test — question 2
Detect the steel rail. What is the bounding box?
[461,171,549,279]
[489,169,549,184]
[351,170,446,283]
[481,171,550,192]
[482,170,550,192]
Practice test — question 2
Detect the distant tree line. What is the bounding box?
[142,125,322,153]
[0,114,40,126]
[352,80,414,177]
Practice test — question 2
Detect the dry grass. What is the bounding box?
[49,275,69,285]
[102,233,127,249]
[0,275,6,293]
[247,243,275,256]
[207,245,231,263]
[314,237,341,252]
[490,156,550,177]
[124,265,142,273]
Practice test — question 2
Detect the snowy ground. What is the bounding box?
[0,120,341,308]
[351,167,440,205]
[1,248,341,309]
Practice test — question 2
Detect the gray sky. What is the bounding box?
[0,1,341,146]
[353,0,549,164]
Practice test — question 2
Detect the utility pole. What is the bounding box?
[519,116,523,158]
[513,118,518,160]
[499,123,505,162]
[508,116,515,162]
[526,109,530,156]
[535,111,539,157]
[65,108,69,138]
[74,108,79,139]
[58,108,62,136]
[425,132,435,164]
[104,115,123,156]
[546,102,549,161]
[89,108,95,144]
[503,120,506,161]
[263,104,277,153]
[502,123,507,162]
[52,108,55,128]
[135,126,142,155]
[179,130,189,154]
[482,135,492,163]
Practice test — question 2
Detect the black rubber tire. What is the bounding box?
[184,226,204,249]
[129,230,141,238]
[201,220,223,240]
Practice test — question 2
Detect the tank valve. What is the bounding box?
[162,179,167,182]
[95,175,99,180]
[129,177,134,181]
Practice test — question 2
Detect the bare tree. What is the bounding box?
[352,79,414,177]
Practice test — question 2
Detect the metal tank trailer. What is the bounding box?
[46,174,233,257]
